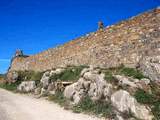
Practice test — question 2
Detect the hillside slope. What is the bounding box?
[9,8,160,72]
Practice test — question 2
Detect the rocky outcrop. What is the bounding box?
[40,71,50,89]
[140,56,160,82]
[114,75,151,90]
[13,66,157,120]
[64,67,154,119]
[35,68,65,96]
[114,75,139,88]
[64,67,113,104]
[111,90,153,120]
[64,82,83,104]
[17,81,36,92]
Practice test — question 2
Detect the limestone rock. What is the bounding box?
[111,90,153,120]
[114,75,138,88]
[48,90,56,95]
[34,87,41,95]
[17,81,36,92]
[139,56,160,82]
[40,88,48,96]
[64,68,113,104]
[40,71,50,88]
[64,83,78,100]
[64,82,85,104]
[80,68,90,77]
[114,75,152,91]
[115,114,124,120]
[50,68,65,76]
[47,83,55,91]
[140,78,150,85]
[103,83,113,101]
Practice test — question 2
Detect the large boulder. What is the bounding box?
[64,82,85,104]
[17,81,36,92]
[139,56,160,82]
[111,90,153,120]
[40,71,50,89]
[34,87,41,95]
[64,68,113,104]
[114,75,138,88]
[113,75,151,92]
[40,68,65,89]
[83,71,113,102]
[64,83,78,100]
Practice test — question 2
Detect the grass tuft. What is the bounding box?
[104,65,146,82]
[49,66,87,82]
[120,67,145,79]
[73,96,115,118]
[0,81,21,91]
[134,89,155,104]
[134,88,160,120]
[17,71,43,82]
[48,91,66,106]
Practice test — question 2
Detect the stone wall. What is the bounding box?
[9,8,160,72]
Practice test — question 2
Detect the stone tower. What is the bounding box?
[98,21,104,30]
[15,49,23,57]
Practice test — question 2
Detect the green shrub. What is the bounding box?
[150,82,160,120]
[0,81,21,91]
[134,89,160,119]
[49,73,60,82]
[48,91,66,106]
[73,96,114,118]
[103,65,146,82]
[49,66,87,82]
[120,67,145,79]
[152,101,160,120]
[104,70,114,81]
[134,89,155,104]
[17,71,43,82]
[150,82,160,98]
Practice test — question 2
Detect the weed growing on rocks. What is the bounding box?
[0,80,21,91]
[50,66,87,82]
[120,67,145,79]
[134,89,155,104]
[48,91,66,106]
[72,96,115,118]
[17,71,43,82]
[104,65,146,82]
[134,88,160,120]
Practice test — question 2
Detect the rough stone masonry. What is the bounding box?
[9,8,160,73]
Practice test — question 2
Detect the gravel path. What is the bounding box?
[0,88,104,120]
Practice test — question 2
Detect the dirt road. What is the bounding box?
[0,88,103,120]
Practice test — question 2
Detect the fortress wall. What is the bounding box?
[9,9,160,72]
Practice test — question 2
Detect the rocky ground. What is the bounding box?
[6,65,159,120]
[0,88,102,120]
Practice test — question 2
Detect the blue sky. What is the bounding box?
[0,0,159,73]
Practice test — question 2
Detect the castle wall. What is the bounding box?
[9,9,160,72]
